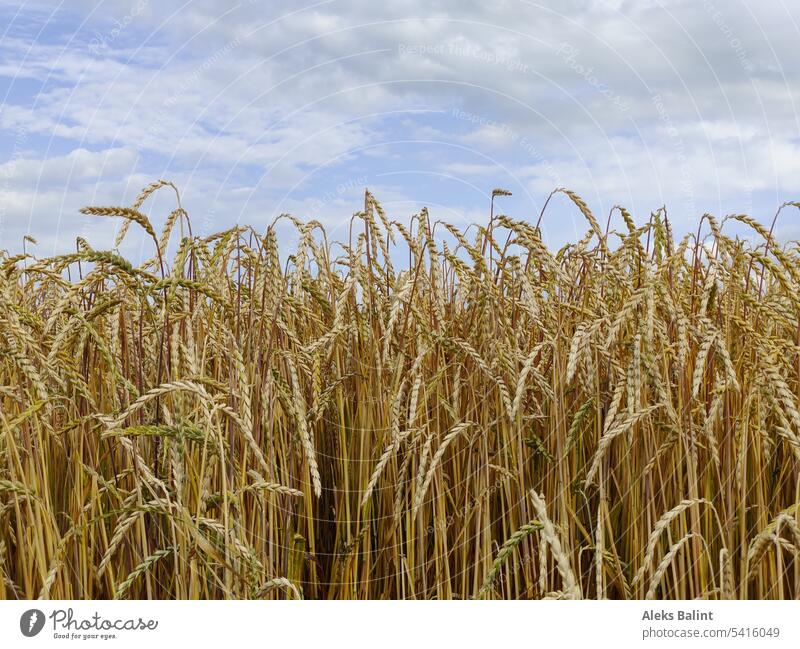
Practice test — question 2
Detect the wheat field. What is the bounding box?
[1,183,799,600]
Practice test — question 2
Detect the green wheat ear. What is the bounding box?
[288,533,306,593]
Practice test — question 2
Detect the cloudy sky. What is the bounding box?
[1,0,799,258]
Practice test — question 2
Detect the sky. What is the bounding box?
[1,0,800,259]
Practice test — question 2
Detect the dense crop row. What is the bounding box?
[1,183,799,599]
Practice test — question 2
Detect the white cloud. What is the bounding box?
[0,147,138,189]
[1,0,799,252]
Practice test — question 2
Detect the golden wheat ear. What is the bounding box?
[1,184,798,599]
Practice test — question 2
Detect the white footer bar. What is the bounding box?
[1,600,796,648]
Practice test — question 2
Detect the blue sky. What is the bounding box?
[1,0,800,260]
